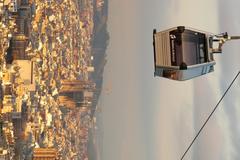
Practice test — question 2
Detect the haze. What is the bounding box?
[100,0,240,160]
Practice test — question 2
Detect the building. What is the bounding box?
[33,148,58,160]
[0,80,3,110]
[59,80,95,93]
[13,60,35,91]
[1,82,14,114]
[1,95,14,114]
[59,80,95,108]
[16,0,31,36]
[0,148,9,160]
[6,0,32,63]
[2,71,14,84]
[2,122,15,147]
[8,0,18,13]
[7,34,28,62]
[1,69,14,113]
[0,0,18,13]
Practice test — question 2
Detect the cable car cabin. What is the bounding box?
[153,26,216,81]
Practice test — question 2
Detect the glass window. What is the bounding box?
[170,29,208,66]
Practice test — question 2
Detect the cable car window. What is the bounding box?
[170,29,208,66]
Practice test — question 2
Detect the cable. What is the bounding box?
[230,36,240,40]
[180,71,240,160]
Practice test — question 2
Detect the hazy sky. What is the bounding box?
[101,0,240,160]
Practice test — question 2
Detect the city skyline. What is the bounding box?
[0,0,107,159]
